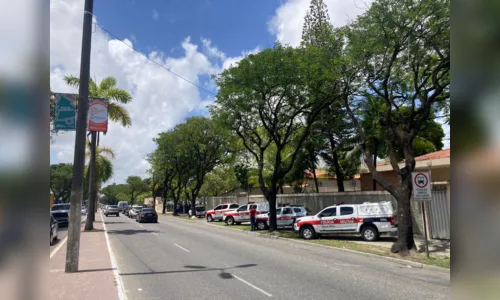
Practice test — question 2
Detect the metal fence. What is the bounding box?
[429,187,450,239]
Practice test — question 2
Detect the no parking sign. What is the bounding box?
[411,172,432,201]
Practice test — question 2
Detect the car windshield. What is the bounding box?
[109,205,118,208]
[52,204,70,211]
[142,208,154,212]
[196,207,205,212]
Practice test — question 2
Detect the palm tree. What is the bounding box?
[85,145,115,184]
[63,75,132,127]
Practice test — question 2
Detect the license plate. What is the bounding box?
[147,214,152,216]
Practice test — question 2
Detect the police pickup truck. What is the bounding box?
[293,201,397,241]
[222,203,269,225]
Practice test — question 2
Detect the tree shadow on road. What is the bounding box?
[106,229,160,235]
[119,263,258,278]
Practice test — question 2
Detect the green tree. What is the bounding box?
[50,163,74,202]
[176,117,232,215]
[199,166,238,197]
[125,176,149,205]
[212,45,331,230]
[344,0,450,254]
[101,183,129,205]
[85,145,115,185]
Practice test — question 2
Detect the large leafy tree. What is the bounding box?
[212,44,333,230]
[50,163,74,202]
[176,117,232,215]
[343,0,450,255]
[199,166,238,197]
[101,183,129,205]
[125,176,149,205]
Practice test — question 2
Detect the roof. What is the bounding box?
[376,149,450,167]
[304,170,360,180]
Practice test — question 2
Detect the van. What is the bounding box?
[117,201,129,213]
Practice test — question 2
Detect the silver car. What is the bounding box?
[128,205,143,218]
[104,205,120,217]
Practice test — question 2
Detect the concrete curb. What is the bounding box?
[199,220,450,274]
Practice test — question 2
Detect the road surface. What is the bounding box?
[104,214,450,300]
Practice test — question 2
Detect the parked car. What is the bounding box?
[50,215,59,246]
[128,205,143,218]
[104,205,120,217]
[222,203,269,225]
[294,201,397,241]
[255,207,297,230]
[81,205,87,215]
[193,206,206,218]
[123,207,132,217]
[51,203,71,227]
[206,203,240,222]
[290,206,309,218]
[117,201,129,213]
[136,208,158,223]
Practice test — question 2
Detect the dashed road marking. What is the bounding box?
[174,244,190,253]
[233,274,273,297]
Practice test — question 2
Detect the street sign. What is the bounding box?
[54,93,77,131]
[411,172,432,201]
[88,98,108,132]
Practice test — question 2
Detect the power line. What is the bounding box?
[93,22,217,97]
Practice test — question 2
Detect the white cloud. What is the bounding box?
[50,0,257,185]
[268,0,372,46]
[152,9,160,21]
[201,38,226,60]
[221,47,260,71]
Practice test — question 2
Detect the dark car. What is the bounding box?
[50,215,59,246]
[136,208,158,223]
[51,203,70,227]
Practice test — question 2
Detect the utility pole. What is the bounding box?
[65,0,94,273]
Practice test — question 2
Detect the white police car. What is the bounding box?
[294,201,397,241]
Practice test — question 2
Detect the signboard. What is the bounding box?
[411,172,432,201]
[54,93,77,131]
[88,98,108,132]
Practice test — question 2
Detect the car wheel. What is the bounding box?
[300,225,316,240]
[116,213,119,217]
[256,221,266,231]
[362,226,378,241]
[226,217,235,225]
[207,215,214,222]
[50,232,53,246]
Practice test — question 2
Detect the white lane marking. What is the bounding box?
[174,244,190,253]
[152,232,158,236]
[101,211,128,300]
[49,216,87,259]
[233,274,273,297]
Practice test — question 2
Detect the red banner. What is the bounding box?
[88,98,108,132]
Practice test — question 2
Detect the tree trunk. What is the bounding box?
[372,139,378,191]
[267,191,278,231]
[191,196,196,219]
[332,150,345,192]
[279,184,284,194]
[85,132,97,231]
[312,167,319,193]
[390,172,416,255]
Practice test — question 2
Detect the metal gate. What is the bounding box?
[429,187,450,239]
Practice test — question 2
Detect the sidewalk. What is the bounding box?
[352,236,451,257]
[50,212,121,300]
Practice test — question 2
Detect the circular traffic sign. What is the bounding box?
[414,173,428,188]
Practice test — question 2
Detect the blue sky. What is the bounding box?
[95,0,279,60]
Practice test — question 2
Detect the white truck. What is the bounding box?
[293,201,397,241]
[222,203,270,225]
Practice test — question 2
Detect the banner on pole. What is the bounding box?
[54,93,77,131]
[88,98,108,132]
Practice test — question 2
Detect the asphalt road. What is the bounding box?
[104,214,450,300]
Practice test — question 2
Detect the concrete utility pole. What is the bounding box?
[65,0,94,273]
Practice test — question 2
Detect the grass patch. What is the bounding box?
[209,223,450,269]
